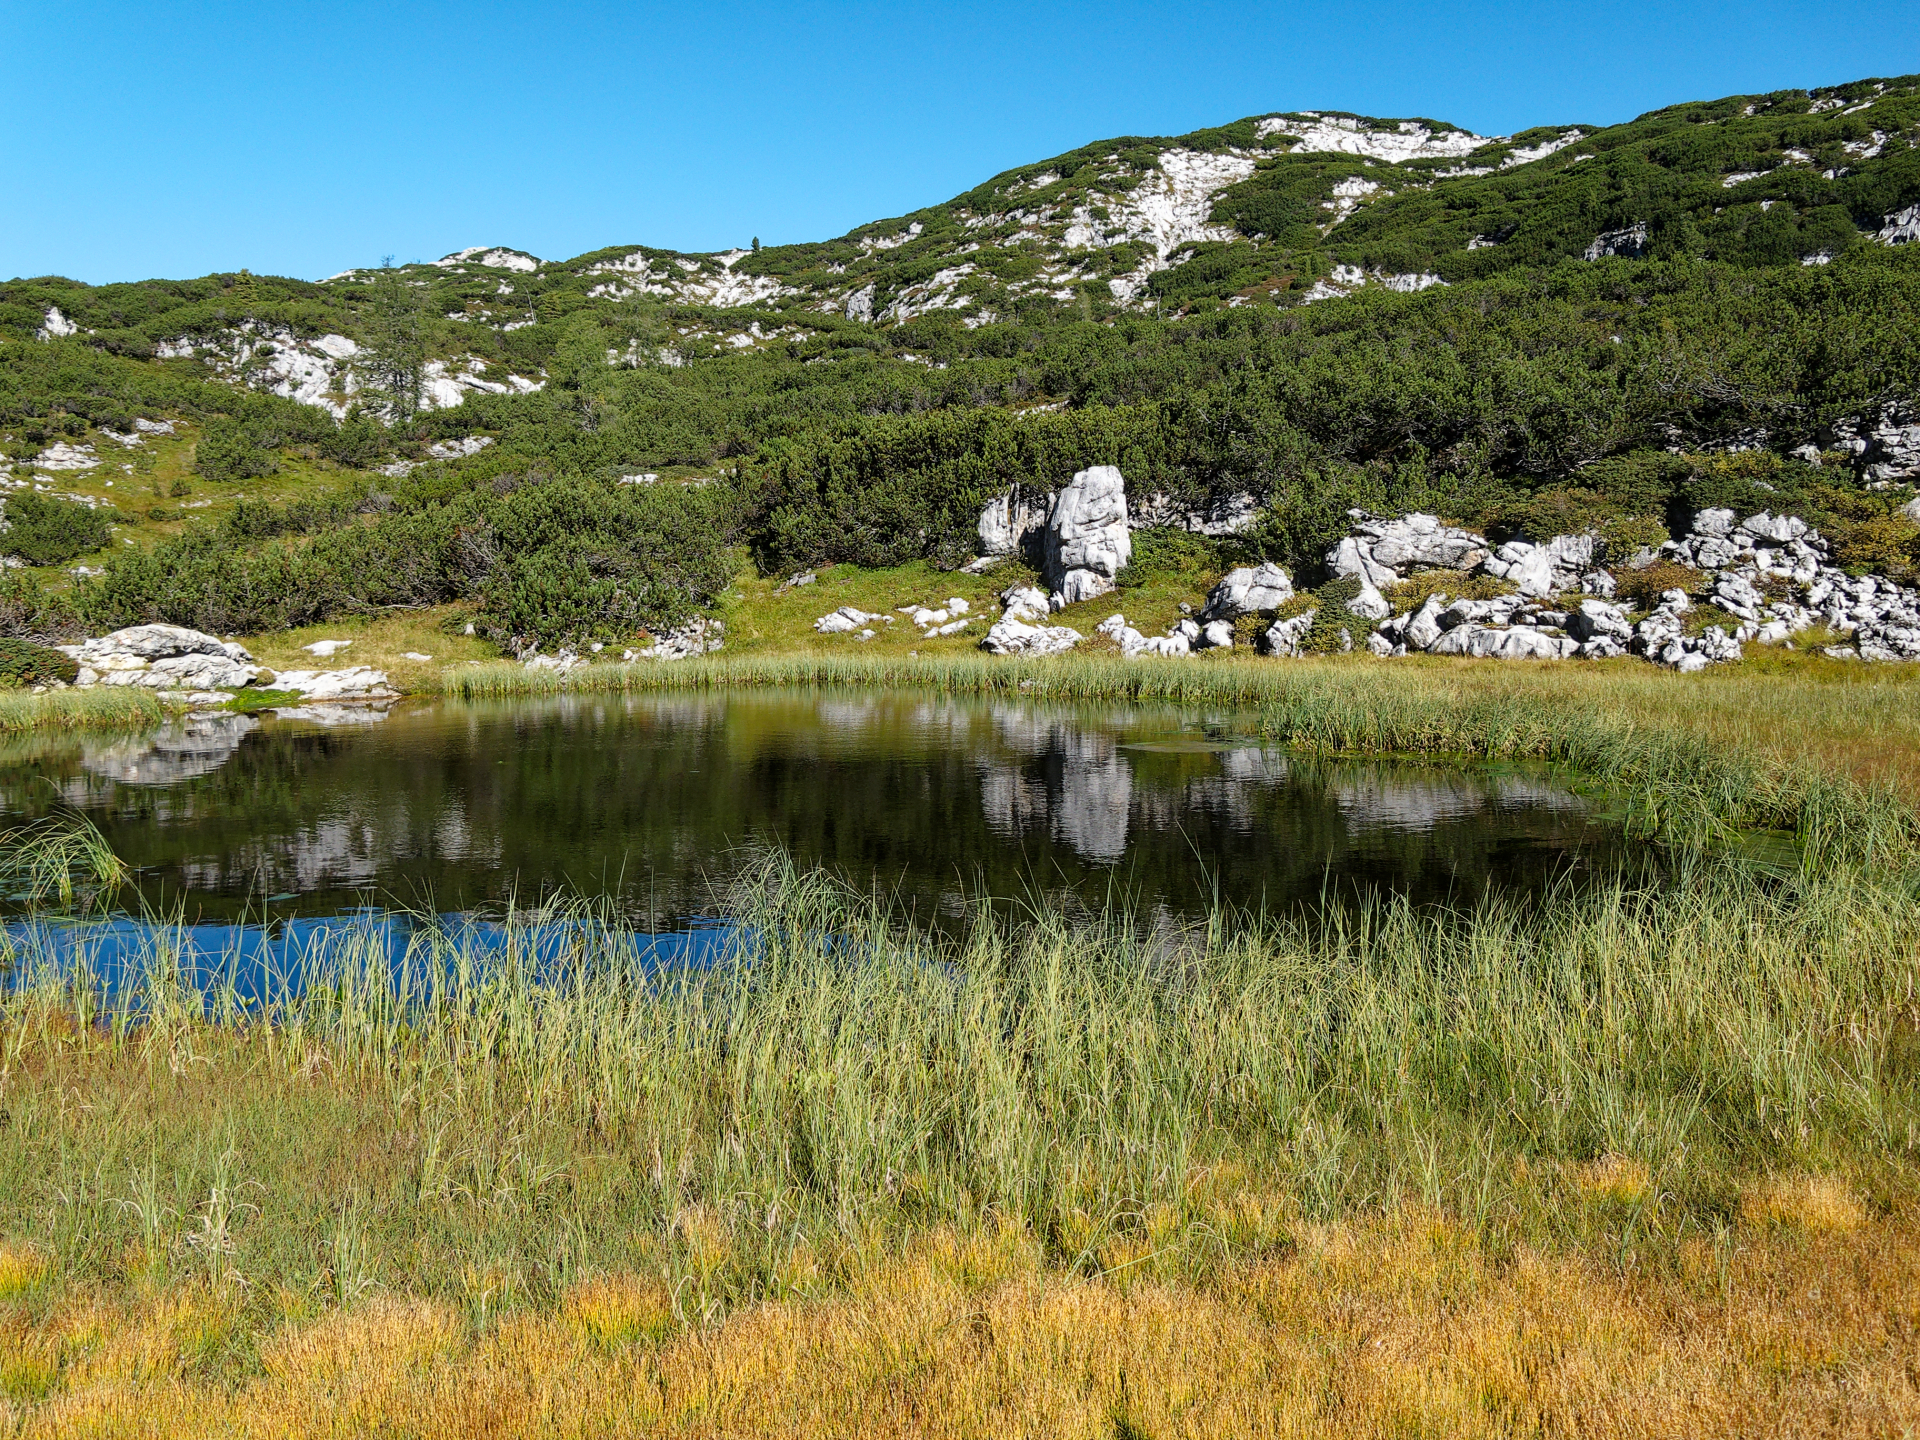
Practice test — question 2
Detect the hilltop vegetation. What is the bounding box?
[0,75,1918,651]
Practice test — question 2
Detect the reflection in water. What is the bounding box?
[0,691,1630,926]
[77,715,259,789]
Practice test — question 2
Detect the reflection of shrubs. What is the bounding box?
[1614,561,1707,606]
[0,637,78,686]
[0,494,113,565]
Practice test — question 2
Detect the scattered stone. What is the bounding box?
[401,651,434,661]
[814,606,882,635]
[302,639,352,658]
[980,615,1083,656]
[632,618,725,659]
[1095,613,1190,658]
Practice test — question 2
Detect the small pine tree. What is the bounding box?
[752,236,760,252]
[357,258,428,425]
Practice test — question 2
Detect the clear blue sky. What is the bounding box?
[5,0,1915,284]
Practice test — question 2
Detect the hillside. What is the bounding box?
[0,72,1918,666]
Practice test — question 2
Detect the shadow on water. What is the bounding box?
[0,689,1649,985]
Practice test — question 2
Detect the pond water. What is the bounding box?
[0,691,1633,931]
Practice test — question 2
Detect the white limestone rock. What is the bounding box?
[999,585,1053,624]
[1200,563,1293,621]
[267,666,398,700]
[976,488,1052,559]
[1261,611,1317,657]
[980,616,1083,656]
[1043,466,1131,605]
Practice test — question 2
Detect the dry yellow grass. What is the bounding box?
[5,1204,1917,1437]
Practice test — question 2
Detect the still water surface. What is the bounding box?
[0,691,1630,929]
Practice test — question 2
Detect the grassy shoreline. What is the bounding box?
[3,835,1918,1434]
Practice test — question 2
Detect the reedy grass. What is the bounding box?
[3,843,1919,1433]
[0,686,161,734]
[5,675,1920,1433]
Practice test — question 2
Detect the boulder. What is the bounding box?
[980,616,1083,656]
[1261,611,1317,657]
[1200,563,1293,621]
[1345,577,1393,621]
[1346,512,1491,576]
[269,666,398,700]
[60,625,261,690]
[1566,598,1633,644]
[1199,619,1235,650]
[1043,466,1131,606]
[1402,593,1449,650]
[976,488,1052,559]
[813,607,881,635]
[1482,541,1557,598]
[1326,535,1397,592]
[999,585,1053,624]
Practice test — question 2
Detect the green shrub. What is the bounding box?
[1384,569,1514,613]
[1598,514,1671,561]
[0,494,112,565]
[1299,574,1364,653]
[194,418,280,481]
[1614,561,1708,606]
[0,637,78,686]
[1115,527,1234,589]
[0,571,82,642]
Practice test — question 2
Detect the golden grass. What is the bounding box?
[0,1242,48,1299]
[1739,1174,1868,1234]
[238,604,500,694]
[6,1205,1917,1437]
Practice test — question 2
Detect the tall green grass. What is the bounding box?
[4,834,1916,1312]
[0,685,162,733]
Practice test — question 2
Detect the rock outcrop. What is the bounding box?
[57,624,399,699]
[1042,466,1131,606]
[59,626,262,692]
[981,584,1083,655]
[1200,563,1293,622]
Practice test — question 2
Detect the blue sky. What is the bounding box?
[4,0,1915,283]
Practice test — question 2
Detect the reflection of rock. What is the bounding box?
[980,707,1133,863]
[272,704,391,726]
[1329,768,1585,831]
[80,714,258,785]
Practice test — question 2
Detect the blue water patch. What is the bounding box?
[2,910,740,1009]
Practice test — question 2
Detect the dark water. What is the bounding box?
[0,690,1632,929]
